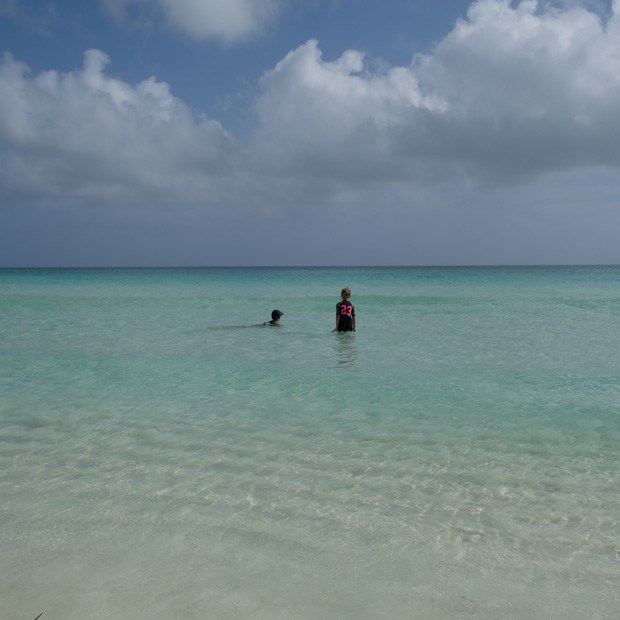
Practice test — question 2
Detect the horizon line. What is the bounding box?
[1,263,619,270]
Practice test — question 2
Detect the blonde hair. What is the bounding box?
[341,287,351,300]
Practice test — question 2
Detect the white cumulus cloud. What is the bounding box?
[252,39,447,181]
[252,0,620,185]
[102,0,283,42]
[160,0,281,41]
[0,49,234,207]
[2,0,620,215]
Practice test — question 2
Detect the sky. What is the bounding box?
[1,0,619,267]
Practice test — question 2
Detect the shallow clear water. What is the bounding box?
[1,267,619,619]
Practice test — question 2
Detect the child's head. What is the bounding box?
[271,309,284,321]
[341,287,351,300]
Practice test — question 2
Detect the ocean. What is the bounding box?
[1,266,618,619]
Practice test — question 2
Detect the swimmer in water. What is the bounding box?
[263,309,284,326]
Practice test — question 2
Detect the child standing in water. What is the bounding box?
[334,287,356,332]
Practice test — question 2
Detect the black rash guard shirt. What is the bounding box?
[336,300,355,332]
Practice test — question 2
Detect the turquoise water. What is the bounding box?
[1,267,619,619]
